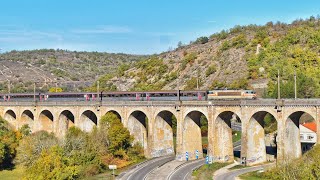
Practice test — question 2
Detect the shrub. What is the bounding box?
[195,36,209,44]
[205,64,217,77]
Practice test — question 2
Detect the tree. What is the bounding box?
[195,36,209,44]
[100,112,133,157]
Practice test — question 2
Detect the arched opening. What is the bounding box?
[284,111,315,160]
[20,110,34,130]
[183,111,208,160]
[128,111,148,154]
[106,110,121,122]
[214,111,241,162]
[39,110,54,132]
[79,110,97,132]
[57,110,75,137]
[246,111,277,165]
[151,110,177,157]
[4,110,16,129]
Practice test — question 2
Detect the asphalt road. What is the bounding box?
[168,159,205,180]
[214,163,274,180]
[231,122,242,131]
[122,156,174,180]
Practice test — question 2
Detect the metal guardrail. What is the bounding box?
[0,99,319,107]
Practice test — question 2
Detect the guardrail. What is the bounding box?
[0,99,319,107]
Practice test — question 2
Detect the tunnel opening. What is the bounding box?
[20,110,34,130]
[58,110,75,137]
[39,110,54,132]
[151,110,177,157]
[128,111,148,155]
[183,111,208,160]
[79,110,97,132]
[246,111,277,165]
[284,111,316,160]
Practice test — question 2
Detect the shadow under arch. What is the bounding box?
[284,111,315,160]
[246,111,277,165]
[214,111,241,163]
[20,110,34,130]
[57,110,75,137]
[128,110,148,155]
[39,110,54,132]
[151,110,176,157]
[4,110,16,129]
[79,110,97,132]
[183,111,208,160]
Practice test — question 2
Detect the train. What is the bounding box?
[0,90,257,102]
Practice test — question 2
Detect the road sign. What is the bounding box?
[109,165,117,177]
[186,152,189,161]
[195,150,199,159]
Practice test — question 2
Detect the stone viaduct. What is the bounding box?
[1,99,319,165]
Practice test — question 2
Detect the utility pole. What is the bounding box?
[97,81,100,100]
[33,82,36,101]
[196,68,200,90]
[277,69,280,99]
[294,69,297,99]
[7,80,10,93]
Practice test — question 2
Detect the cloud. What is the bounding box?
[71,25,132,34]
[0,29,63,43]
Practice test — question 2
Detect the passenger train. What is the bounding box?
[0,90,256,102]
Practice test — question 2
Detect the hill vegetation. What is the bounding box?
[0,49,144,93]
[1,17,320,98]
[92,16,320,98]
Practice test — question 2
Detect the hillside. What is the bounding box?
[96,16,320,98]
[0,49,145,92]
[1,17,320,98]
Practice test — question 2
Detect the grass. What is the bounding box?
[238,170,267,180]
[192,162,231,180]
[0,166,25,180]
[232,131,241,143]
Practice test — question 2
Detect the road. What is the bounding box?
[167,159,205,180]
[214,163,274,180]
[231,122,242,131]
[119,156,174,180]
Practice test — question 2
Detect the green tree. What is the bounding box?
[100,112,133,157]
[195,36,209,44]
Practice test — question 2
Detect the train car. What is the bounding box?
[0,93,39,101]
[45,92,96,101]
[207,90,256,100]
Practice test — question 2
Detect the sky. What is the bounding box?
[0,0,320,55]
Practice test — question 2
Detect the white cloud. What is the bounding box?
[0,29,63,43]
[71,25,132,34]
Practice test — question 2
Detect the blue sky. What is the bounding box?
[0,0,320,54]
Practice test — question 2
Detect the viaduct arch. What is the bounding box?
[0,99,319,166]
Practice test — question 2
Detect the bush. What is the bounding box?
[205,64,217,77]
[15,131,58,167]
[231,34,248,48]
[195,36,209,44]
